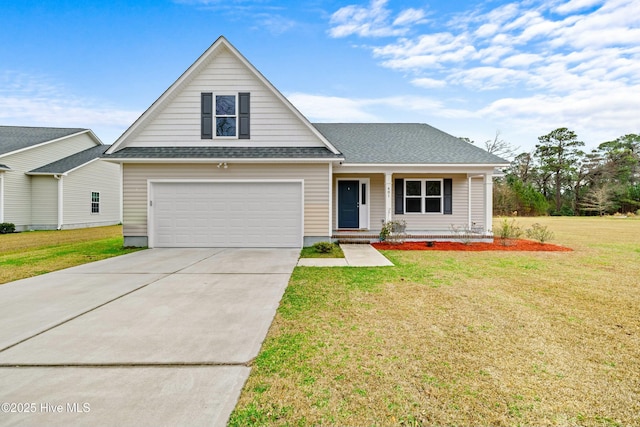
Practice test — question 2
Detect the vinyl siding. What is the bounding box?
[470,177,485,230]
[392,174,470,231]
[122,163,330,238]
[0,133,97,227]
[30,176,58,226]
[62,160,121,228]
[123,47,326,149]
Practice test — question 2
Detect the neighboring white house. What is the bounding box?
[104,36,508,248]
[0,126,121,231]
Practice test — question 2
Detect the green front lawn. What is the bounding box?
[299,243,345,258]
[231,217,640,426]
[0,225,142,284]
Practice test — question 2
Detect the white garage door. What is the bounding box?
[151,181,302,248]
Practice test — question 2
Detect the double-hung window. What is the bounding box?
[405,180,442,213]
[201,92,250,139]
[215,95,237,137]
[91,192,100,214]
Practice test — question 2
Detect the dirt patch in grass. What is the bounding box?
[373,239,572,251]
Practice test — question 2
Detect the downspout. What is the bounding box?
[0,173,4,223]
[119,163,124,223]
[328,162,333,239]
[0,172,4,223]
[484,173,493,236]
[54,175,64,230]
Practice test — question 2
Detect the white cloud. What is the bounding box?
[286,93,379,122]
[411,77,446,89]
[285,92,473,123]
[393,8,427,26]
[555,0,604,14]
[0,71,139,143]
[253,14,298,35]
[329,0,640,148]
[500,53,544,68]
[449,67,532,90]
[328,0,427,38]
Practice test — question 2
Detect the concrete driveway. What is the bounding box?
[0,248,299,427]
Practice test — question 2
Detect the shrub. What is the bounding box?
[379,220,407,244]
[0,223,15,234]
[526,223,554,244]
[312,241,336,254]
[496,219,522,246]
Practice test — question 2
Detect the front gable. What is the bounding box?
[107,37,339,154]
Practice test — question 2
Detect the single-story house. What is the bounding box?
[104,36,508,248]
[0,126,121,231]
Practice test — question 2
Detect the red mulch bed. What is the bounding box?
[372,239,572,252]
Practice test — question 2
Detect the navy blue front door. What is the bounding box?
[338,180,359,228]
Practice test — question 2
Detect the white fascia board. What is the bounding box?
[335,163,509,174]
[339,162,510,168]
[25,172,68,176]
[0,129,99,159]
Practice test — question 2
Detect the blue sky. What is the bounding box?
[1,0,638,154]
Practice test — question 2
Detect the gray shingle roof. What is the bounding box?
[0,126,88,156]
[28,145,109,174]
[103,146,343,159]
[0,164,10,171]
[313,123,509,165]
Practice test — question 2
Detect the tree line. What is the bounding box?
[479,129,640,216]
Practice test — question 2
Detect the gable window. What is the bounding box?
[202,92,250,139]
[405,180,442,214]
[215,95,236,136]
[91,192,100,214]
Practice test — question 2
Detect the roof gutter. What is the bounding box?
[101,157,345,164]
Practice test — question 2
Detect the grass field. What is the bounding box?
[0,225,141,284]
[230,217,640,426]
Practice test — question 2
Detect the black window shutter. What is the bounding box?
[238,92,250,139]
[201,93,213,139]
[394,178,404,214]
[443,178,453,215]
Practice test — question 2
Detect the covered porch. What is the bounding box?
[331,168,496,243]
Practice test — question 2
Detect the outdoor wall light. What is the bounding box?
[217,162,228,169]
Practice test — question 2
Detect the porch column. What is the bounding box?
[385,172,393,222]
[467,176,472,230]
[484,173,493,234]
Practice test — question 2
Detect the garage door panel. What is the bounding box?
[152,182,302,248]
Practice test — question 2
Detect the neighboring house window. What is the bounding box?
[201,92,250,139]
[91,192,100,214]
[404,180,442,213]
